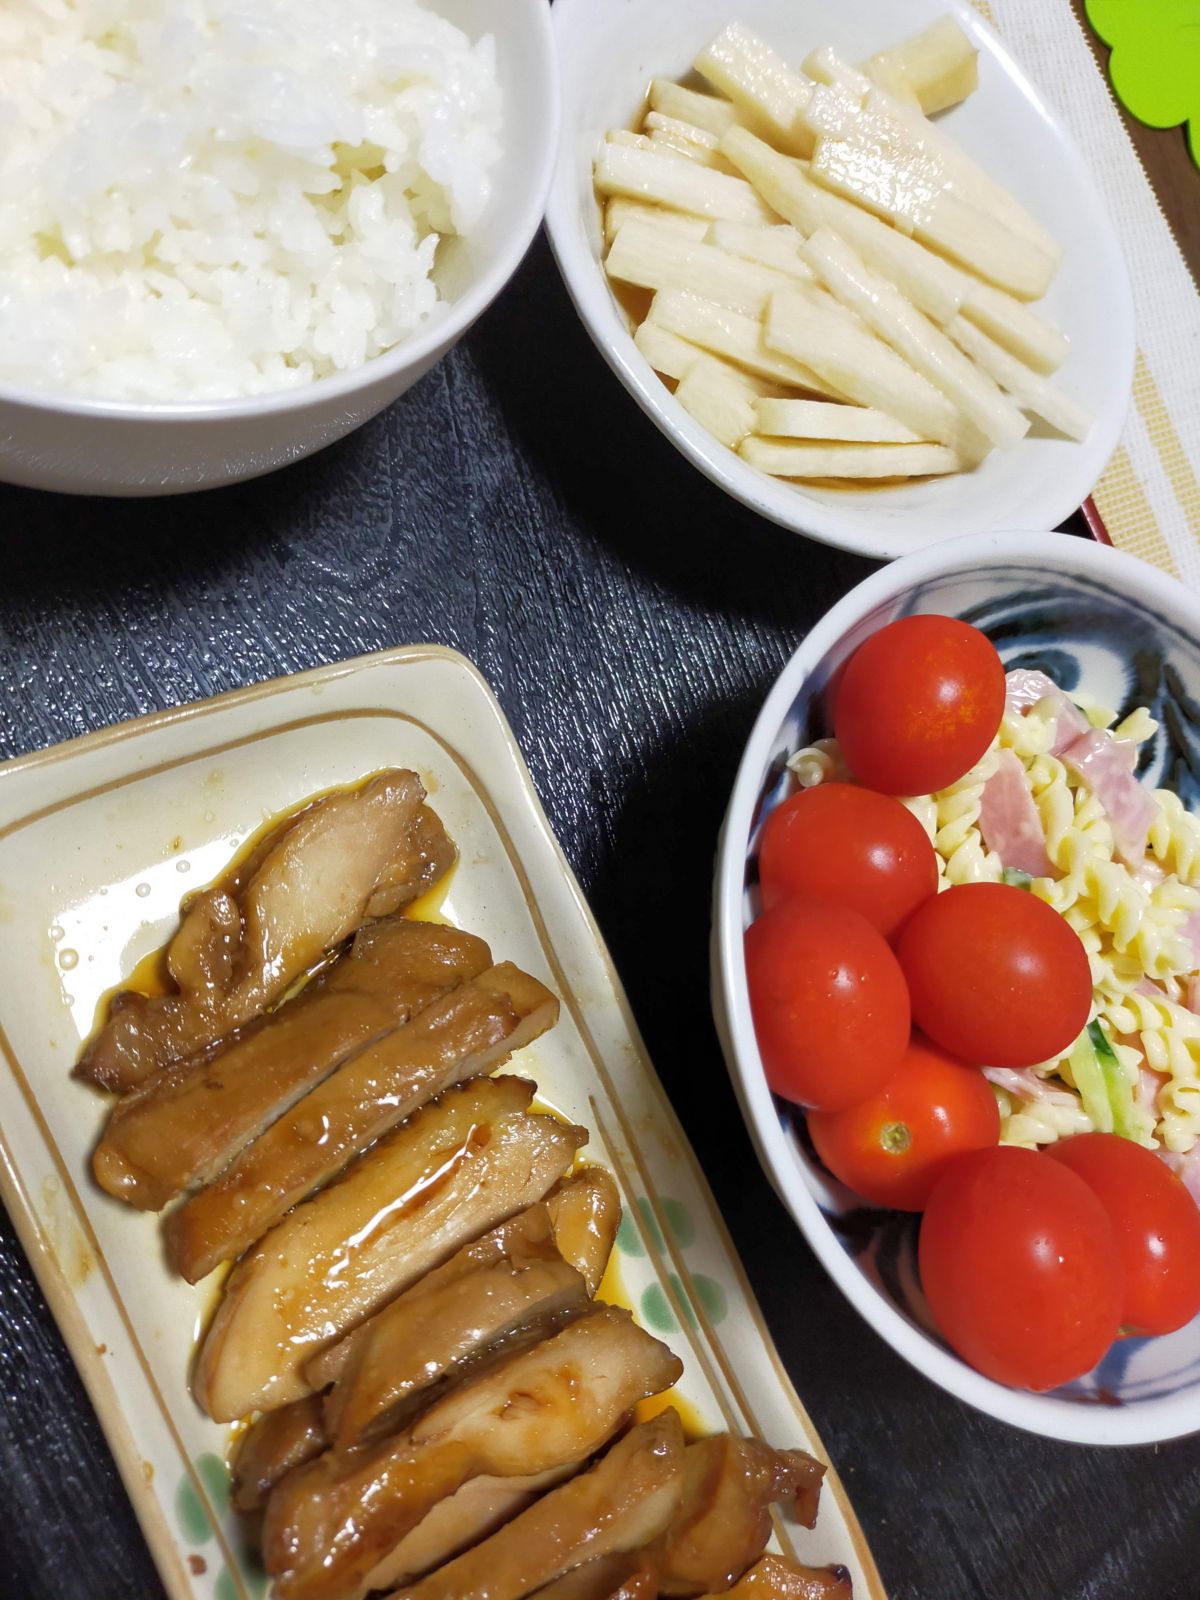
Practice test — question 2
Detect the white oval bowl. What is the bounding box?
[714,531,1200,1445]
[0,0,557,497]
[545,0,1134,561]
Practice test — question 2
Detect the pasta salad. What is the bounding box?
[789,668,1200,1179]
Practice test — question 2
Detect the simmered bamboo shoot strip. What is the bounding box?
[633,321,779,398]
[740,438,960,480]
[719,129,965,326]
[595,142,779,226]
[947,315,1093,441]
[648,78,744,139]
[755,397,923,443]
[800,226,1028,450]
[676,357,759,447]
[648,288,839,397]
[607,217,802,319]
[763,290,977,456]
[704,220,815,283]
[860,15,979,114]
[694,24,814,156]
[959,281,1069,376]
[193,1075,584,1421]
[809,134,1057,300]
[865,81,1062,263]
[526,1559,658,1600]
[605,198,708,249]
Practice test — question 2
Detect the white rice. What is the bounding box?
[0,0,501,401]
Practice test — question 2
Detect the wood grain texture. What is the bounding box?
[0,235,1195,1600]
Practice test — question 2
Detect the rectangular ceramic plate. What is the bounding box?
[0,645,885,1600]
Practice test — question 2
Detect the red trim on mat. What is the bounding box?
[1081,496,1112,544]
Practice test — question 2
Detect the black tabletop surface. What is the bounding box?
[1,235,1197,1600]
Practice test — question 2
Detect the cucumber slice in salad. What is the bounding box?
[1068,1020,1138,1139]
[1001,867,1033,889]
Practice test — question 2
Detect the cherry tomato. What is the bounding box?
[808,1034,1000,1210]
[833,614,1006,795]
[896,882,1092,1068]
[1047,1133,1200,1335]
[919,1146,1122,1390]
[759,783,938,941]
[744,899,910,1112]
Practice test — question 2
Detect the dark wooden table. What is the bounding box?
[2,26,1199,1600]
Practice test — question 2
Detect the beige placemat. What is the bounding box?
[972,0,1200,585]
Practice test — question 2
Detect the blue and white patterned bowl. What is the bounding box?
[713,531,1200,1445]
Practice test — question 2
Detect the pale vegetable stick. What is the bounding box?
[810,136,1057,300]
[634,321,705,382]
[675,355,759,446]
[801,226,1027,450]
[796,47,1061,265]
[604,199,708,250]
[705,220,814,283]
[855,53,922,108]
[694,23,814,156]
[801,46,873,99]
[863,83,1061,264]
[947,315,1093,441]
[648,79,742,139]
[606,129,654,150]
[959,281,1070,375]
[720,128,964,324]
[634,321,782,397]
[861,17,979,115]
[648,288,839,396]
[595,141,779,226]
[764,289,982,458]
[740,437,960,478]
[643,113,722,152]
[754,397,924,443]
[648,130,735,171]
[607,218,801,319]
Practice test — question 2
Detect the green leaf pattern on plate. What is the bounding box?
[613,1192,727,1331]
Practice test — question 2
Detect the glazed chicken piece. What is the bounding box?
[391,1411,686,1600]
[545,1167,622,1296]
[656,1436,826,1597]
[364,1466,580,1596]
[93,920,492,1210]
[231,1395,329,1513]
[319,1205,589,1449]
[702,1555,853,1599]
[527,1557,661,1600]
[263,1306,683,1600]
[78,772,455,1092]
[168,963,560,1282]
[193,1076,584,1421]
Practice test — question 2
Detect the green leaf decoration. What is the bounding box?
[1086,0,1200,167]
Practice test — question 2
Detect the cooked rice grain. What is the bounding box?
[0,0,501,400]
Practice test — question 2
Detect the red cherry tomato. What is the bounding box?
[833,614,1006,795]
[759,783,938,941]
[919,1146,1122,1390]
[1047,1133,1200,1335]
[808,1034,1000,1210]
[896,882,1092,1068]
[744,899,910,1112]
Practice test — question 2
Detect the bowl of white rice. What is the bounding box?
[0,0,557,495]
